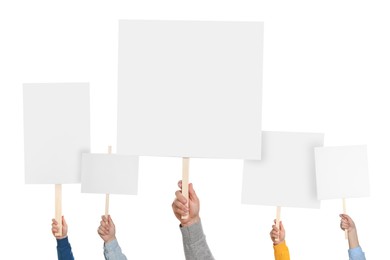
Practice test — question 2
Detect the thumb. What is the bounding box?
[62,216,67,227]
[188,183,198,202]
[108,215,114,226]
[279,221,284,232]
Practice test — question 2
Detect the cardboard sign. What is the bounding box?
[23,83,90,184]
[242,131,324,208]
[117,20,264,159]
[315,145,369,200]
[81,153,139,195]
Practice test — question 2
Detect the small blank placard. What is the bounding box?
[315,145,369,200]
[81,154,139,195]
[23,83,90,184]
[117,20,264,159]
[242,131,324,208]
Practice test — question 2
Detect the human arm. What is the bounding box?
[52,216,74,260]
[98,215,127,260]
[340,214,366,260]
[270,220,290,260]
[172,181,214,260]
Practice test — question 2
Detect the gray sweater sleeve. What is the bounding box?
[180,220,215,260]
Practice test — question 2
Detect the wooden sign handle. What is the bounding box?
[343,198,348,239]
[55,184,62,236]
[274,206,281,242]
[105,193,110,219]
[105,146,112,219]
[181,157,190,220]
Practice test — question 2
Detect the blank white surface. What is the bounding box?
[23,83,90,184]
[2,1,390,259]
[315,145,369,200]
[242,131,324,208]
[81,153,139,195]
[117,20,263,159]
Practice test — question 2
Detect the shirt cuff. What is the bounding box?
[56,236,70,248]
[180,220,204,245]
[104,239,120,253]
[273,240,288,250]
[349,246,365,257]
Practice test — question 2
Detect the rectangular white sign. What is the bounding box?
[23,83,90,184]
[242,131,324,208]
[117,20,264,159]
[315,145,369,200]
[81,154,139,195]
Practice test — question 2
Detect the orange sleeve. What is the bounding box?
[273,240,290,260]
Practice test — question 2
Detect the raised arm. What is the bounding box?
[51,216,74,260]
[340,214,366,260]
[270,220,290,260]
[98,215,127,260]
[172,181,215,260]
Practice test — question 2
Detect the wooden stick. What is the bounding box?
[55,184,62,236]
[274,206,281,242]
[181,157,190,220]
[343,198,348,239]
[105,145,112,219]
[105,193,110,219]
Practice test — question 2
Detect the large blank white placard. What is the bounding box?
[117,20,263,159]
[315,145,369,200]
[23,83,90,184]
[81,154,139,195]
[242,131,324,208]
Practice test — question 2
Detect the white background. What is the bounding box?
[1,0,389,259]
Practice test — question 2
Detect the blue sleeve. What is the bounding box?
[104,239,128,260]
[348,246,366,260]
[56,237,74,260]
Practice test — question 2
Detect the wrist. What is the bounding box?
[273,238,284,246]
[104,236,116,244]
[181,216,200,227]
[56,235,68,240]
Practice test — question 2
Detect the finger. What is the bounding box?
[98,225,109,234]
[272,225,279,232]
[98,228,107,236]
[175,190,187,204]
[101,215,108,223]
[173,206,188,216]
[343,214,353,223]
[52,218,58,225]
[173,198,189,212]
[341,222,349,229]
[100,220,109,228]
[178,180,182,189]
[172,202,189,215]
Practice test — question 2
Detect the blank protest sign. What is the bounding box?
[242,131,324,208]
[315,145,369,200]
[117,20,264,159]
[81,154,139,195]
[23,83,90,184]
